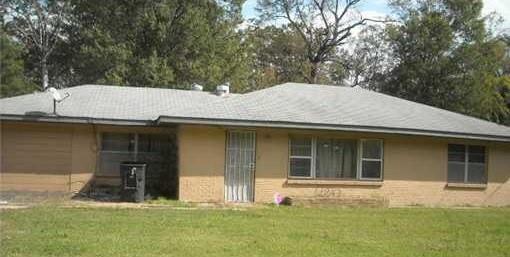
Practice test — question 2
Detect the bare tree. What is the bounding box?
[257,0,384,83]
[333,25,395,89]
[5,0,70,90]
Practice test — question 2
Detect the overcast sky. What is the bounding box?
[242,0,510,30]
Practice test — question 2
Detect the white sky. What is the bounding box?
[243,0,510,31]
[482,0,510,31]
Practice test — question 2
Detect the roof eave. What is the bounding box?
[157,116,510,143]
[2,113,509,143]
[0,114,154,126]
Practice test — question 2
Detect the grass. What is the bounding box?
[1,205,509,257]
[145,197,194,207]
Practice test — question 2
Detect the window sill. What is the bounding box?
[446,183,487,189]
[286,179,383,187]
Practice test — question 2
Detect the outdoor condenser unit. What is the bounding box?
[120,162,146,203]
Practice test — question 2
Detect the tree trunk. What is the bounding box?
[41,57,49,90]
[310,61,320,84]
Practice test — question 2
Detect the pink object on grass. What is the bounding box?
[274,192,283,205]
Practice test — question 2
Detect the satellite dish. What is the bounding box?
[48,87,63,101]
[46,87,70,115]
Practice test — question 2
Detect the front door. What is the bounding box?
[225,131,256,202]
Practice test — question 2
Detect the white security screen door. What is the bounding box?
[225,131,256,202]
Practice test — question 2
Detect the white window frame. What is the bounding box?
[358,139,384,181]
[288,137,315,179]
[447,144,487,184]
[288,136,384,181]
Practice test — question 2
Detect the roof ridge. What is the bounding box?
[66,84,244,96]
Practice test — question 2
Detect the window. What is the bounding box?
[101,133,135,152]
[289,137,313,177]
[137,134,175,175]
[316,139,357,179]
[360,140,383,180]
[99,133,135,175]
[98,132,177,197]
[448,144,486,184]
[98,133,175,177]
[138,134,172,154]
[289,137,383,181]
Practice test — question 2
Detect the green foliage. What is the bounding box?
[473,75,510,123]
[330,25,392,88]
[379,0,510,123]
[2,0,510,125]
[0,29,37,98]
[68,0,249,92]
[244,26,310,90]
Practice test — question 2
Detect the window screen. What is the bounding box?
[98,133,175,177]
[360,140,383,179]
[98,132,177,197]
[101,133,134,152]
[138,134,172,153]
[447,144,466,182]
[99,133,135,175]
[137,134,175,181]
[289,137,312,177]
[448,144,486,184]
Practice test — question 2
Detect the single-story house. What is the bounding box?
[1,83,510,207]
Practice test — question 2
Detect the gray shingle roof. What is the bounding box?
[0,85,228,121]
[2,83,510,142]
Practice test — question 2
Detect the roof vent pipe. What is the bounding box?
[216,82,230,96]
[191,83,203,91]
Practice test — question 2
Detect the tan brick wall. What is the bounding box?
[0,122,178,193]
[0,122,177,193]
[178,125,225,202]
[1,121,97,192]
[253,128,510,207]
[69,125,97,193]
[4,121,509,207]
[178,125,510,206]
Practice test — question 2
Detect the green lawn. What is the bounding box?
[1,205,509,257]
